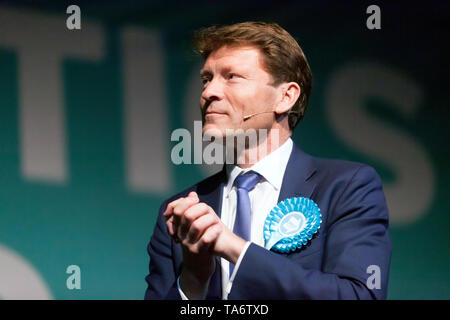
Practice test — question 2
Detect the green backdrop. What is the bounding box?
[0,1,448,299]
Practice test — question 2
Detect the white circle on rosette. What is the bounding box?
[0,243,52,300]
[278,212,306,237]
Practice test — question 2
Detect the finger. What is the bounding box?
[164,192,198,218]
[167,219,181,243]
[179,203,211,234]
[197,223,221,253]
[163,197,185,218]
[164,193,200,241]
[171,197,200,241]
[188,191,198,199]
[188,192,199,203]
[166,215,176,237]
[185,212,218,244]
[172,197,199,219]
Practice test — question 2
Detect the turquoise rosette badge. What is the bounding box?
[264,197,322,253]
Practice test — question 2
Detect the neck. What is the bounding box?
[227,127,291,169]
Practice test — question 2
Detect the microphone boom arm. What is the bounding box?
[243,111,274,121]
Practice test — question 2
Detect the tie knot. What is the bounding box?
[234,171,261,191]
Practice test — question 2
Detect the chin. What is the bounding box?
[202,123,226,139]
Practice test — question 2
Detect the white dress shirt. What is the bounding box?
[179,137,294,300]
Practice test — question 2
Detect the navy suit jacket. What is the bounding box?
[144,144,392,299]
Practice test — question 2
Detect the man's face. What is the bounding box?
[200,45,279,136]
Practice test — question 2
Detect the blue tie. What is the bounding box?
[229,171,261,277]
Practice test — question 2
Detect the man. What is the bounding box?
[144,22,391,300]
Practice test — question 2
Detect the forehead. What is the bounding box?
[202,45,265,71]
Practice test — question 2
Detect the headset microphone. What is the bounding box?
[243,111,274,121]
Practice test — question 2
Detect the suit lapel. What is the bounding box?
[195,168,227,300]
[196,169,227,220]
[189,144,317,299]
[278,143,317,203]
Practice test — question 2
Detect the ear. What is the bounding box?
[274,82,301,115]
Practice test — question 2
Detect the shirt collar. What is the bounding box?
[224,137,293,196]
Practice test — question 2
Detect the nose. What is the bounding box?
[201,77,224,105]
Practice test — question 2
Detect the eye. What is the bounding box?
[201,76,211,85]
[228,73,237,80]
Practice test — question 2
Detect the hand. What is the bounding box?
[164,191,246,262]
[163,191,246,298]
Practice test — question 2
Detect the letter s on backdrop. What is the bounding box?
[325,62,434,225]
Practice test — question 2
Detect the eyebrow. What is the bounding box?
[200,66,237,78]
[200,69,212,78]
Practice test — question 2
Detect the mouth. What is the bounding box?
[206,112,226,116]
[205,110,227,118]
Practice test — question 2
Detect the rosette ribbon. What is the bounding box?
[264,197,322,253]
